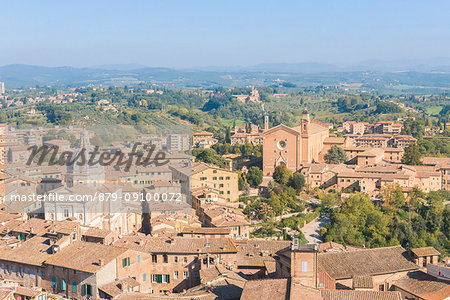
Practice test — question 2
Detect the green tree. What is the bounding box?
[321,192,339,210]
[273,164,293,185]
[241,142,254,158]
[324,146,347,164]
[402,143,422,165]
[246,167,263,188]
[288,172,306,194]
[193,148,226,168]
[238,173,247,191]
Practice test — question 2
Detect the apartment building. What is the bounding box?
[199,203,250,239]
[355,134,391,148]
[43,242,134,299]
[192,131,217,149]
[113,235,238,294]
[374,121,403,135]
[231,124,264,145]
[344,147,404,164]
[391,135,417,148]
[191,162,238,202]
[342,121,367,135]
[166,134,190,152]
[422,157,450,190]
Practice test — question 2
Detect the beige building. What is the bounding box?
[374,121,403,135]
[422,157,450,190]
[343,121,368,135]
[191,162,239,202]
[231,124,265,145]
[192,131,217,149]
[355,134,391,148]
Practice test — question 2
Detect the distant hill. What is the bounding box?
[0,63,449,93]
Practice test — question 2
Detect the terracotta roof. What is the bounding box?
[324,137,346,144]
[290,282,322,300]
[0,236,53,266]
[318,246,418,280]
[0,289,14,299]
[194,131,214,136]
[44,241,128,273]
[392,271,450,300]
[113,236,238,254]
[352,275,373,289]
[116,291,215,299]
[321,290,402,300]
[181,227,231,235]
[8,218,53,235]
[356,135,391,140]
[318,241,346,252]
[240,278,289,300]
[192,161,232,174]
[422,157,450,166]
[0,212,21,223]
[235,240,290,267]
[83,227,114,238]
[99,277,140,298]
[410,247,441,257]
[13,286,43,298]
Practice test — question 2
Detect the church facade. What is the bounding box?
[262,109,330,176]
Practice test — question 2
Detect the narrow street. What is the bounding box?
[300,214,330,244]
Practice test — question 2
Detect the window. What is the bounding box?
[122,257,131,267]
[183,257,188,263]
[152,274,170,284]
[83,284,93,296]
[72,281,77,293]
[152,254,158,263]
[183,271,188,279]
[163,254,168,263]
[174,271,179,279]
[301,261,308,273]
[51,277,56,288]
[174,256,178,263]
[143,273,147,282]
[152,274,158,283]
[63,209,69,218]
[163,274,170,283]
[137,255,141,263]
[61,279,67,291]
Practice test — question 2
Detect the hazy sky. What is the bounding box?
[1,0,449,68]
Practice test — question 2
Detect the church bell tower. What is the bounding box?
[301,108,310,134]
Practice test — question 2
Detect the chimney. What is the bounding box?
[98,259,104,266]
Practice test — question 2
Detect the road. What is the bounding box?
[300,214,330,244]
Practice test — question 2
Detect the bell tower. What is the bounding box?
[301,108,310,134]
[264,115,269,131]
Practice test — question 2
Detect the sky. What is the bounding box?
[1,0,449,68]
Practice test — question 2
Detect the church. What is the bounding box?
[262,109,331,176]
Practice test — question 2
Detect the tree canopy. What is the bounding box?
[324,145,347,164]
